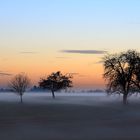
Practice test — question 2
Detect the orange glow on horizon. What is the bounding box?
[0,58,105,89]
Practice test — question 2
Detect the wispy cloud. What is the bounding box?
[66,73,79,75]
[88,60,103,66]
[60,50,107,54]
[98,60,104,64]
[66,73,88,78]
[94,60,104,64]
[0,72,12,76]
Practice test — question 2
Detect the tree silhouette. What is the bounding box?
[103,50,140,104]
[39,71,73,98]
[9,73,30,103]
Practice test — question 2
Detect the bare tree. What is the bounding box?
[39,71,73,99]
[103,50,140,104]
[9,73,30,103]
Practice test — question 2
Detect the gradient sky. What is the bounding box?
[0,0,140,89]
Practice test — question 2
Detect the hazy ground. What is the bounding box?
[0,92,140,140]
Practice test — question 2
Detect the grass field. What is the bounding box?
[0,93,140,140]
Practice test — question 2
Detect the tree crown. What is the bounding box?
[9,73,30,95]
[39,71,73,91]
[103,50,140,95]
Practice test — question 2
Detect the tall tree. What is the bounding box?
[103,50,140,104]
[39,71,73,98]
[9,73,30,103]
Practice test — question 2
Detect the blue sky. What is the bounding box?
[1,0,140,25]
[0,0,140,50]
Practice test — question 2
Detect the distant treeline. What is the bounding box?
[0,86,104,93]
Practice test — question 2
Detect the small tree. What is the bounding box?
[103,50,140,104]
[9,73,30,103]
[39,71,73,98]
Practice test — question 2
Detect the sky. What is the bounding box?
[0,0,140,89]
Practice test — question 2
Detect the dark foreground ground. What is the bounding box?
[0,93,140,140]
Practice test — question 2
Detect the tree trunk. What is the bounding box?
[51,90,55,99]
[20,95,23,103]
[123,94,127,105]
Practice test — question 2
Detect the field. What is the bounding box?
[0,92,140,140]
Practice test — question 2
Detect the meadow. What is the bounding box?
[0,92,140,140]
